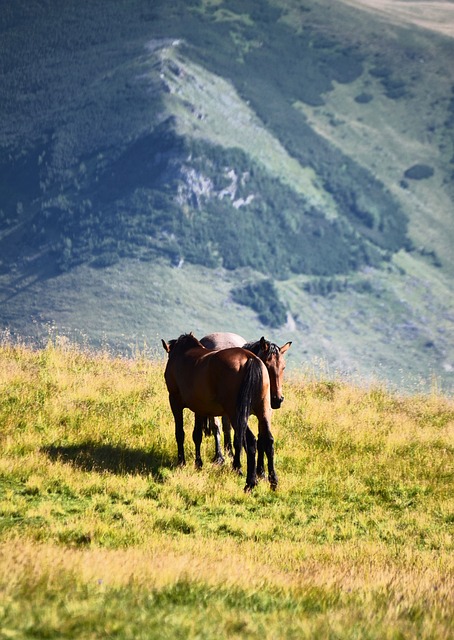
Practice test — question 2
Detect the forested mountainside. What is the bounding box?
[1,0,453,389]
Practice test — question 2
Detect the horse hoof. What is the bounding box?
[212,455,225,466]
[233,466,243,477]
[195,459,203,470]
[244,478,258,492]
[244,484,257,493]
[257,469,266,480]
[269,474,278,490]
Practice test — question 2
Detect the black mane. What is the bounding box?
[168,333,202,351]
[243,339,280,359]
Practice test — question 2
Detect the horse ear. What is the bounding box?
[279,341,292,354]
[260,336,270,354]
[161,339,170,353]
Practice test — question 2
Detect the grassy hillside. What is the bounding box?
[1,254,453,393]
[0,340,453,638]
[0,0,453,390]
[340,0,454,38]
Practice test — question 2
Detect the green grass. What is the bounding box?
[0,339,453,638]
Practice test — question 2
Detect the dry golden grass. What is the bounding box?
[0,338,453,638]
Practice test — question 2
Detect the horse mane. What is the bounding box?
[242,339,260,353]
[171,333,204,350]
[243,339,280,360]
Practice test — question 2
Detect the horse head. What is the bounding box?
[259,337,292,409]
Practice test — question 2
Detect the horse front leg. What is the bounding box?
[193,415,205,469]
[222,415,233,458]
[170,398,185,466]
[211,417,225,465]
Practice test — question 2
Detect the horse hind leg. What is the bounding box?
[258,418,278,490]
[244,425,258,492]
[193,415,205,469]
[257,435,266,480]
[231,430,243,476]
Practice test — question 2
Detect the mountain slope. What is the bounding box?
[0,0,453,390]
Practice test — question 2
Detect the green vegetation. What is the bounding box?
[0,0,409,284]
[0,339,453,638]
[369,65,408,100]
[301,275,374,297]
[231,279,287,327]
[404,164,435,181]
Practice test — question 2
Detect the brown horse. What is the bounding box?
[161,333,277,491]
[201,332,292,409]
[200,332,292,471]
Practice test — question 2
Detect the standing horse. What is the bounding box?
[161,333,277,491]
[200,332,292,471]
[202,332,292,409]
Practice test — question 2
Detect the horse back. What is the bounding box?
[200,332,246,350]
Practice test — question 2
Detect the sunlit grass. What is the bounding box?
[0,338,453,638]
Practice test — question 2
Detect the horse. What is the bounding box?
[201,332,292,409]
[161,333,277,491]
[199,332,292,470]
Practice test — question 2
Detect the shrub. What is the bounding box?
[231,279,287,327]
[354,93,373,104]
[404,164,434,180]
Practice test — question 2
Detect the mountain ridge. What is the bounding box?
[0,0,453,390]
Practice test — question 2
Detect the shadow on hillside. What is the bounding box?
[42,443,172,481]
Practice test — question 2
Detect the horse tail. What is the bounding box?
[236,356,263,442]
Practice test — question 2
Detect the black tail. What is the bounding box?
[236,357,263,443]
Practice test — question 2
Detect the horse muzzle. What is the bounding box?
[271,395,284,409]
